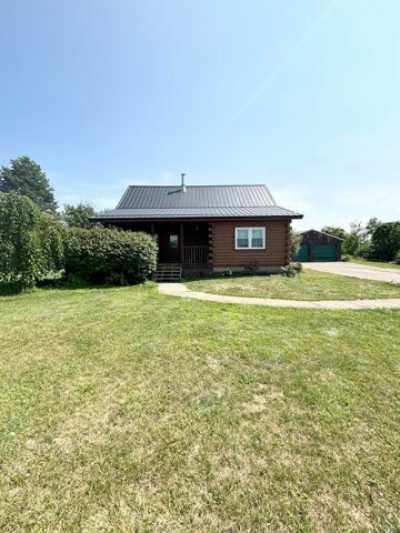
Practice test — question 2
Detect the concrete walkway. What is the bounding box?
[305,261,400,285]
[159,283,400,310]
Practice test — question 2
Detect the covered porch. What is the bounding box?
[155,221,209,268]
[110,220,211,270]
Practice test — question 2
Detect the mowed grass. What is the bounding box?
[349,257,400,271]
[1,284,400,531]
[186,269,400,301]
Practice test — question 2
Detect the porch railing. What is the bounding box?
[183,245,208,265]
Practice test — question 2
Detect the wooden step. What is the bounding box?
[155,263,181,269]
[153,264,182,282]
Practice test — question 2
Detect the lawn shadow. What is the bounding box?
[0,282,27,296]
[0,278,153,297]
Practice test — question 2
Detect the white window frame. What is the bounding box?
[235,227,266,250]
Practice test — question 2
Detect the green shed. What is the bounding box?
[294,229,343,262]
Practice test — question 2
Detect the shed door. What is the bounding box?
[314,244,336,261]
[294,244,309,262]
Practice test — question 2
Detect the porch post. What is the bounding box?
[180,222,184,264]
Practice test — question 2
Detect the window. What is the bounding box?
[169,234,178,248]
[235,227,266,250]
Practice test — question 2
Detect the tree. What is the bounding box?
[343,232,361,256]
[0,156,58,213]
[366,217,381,236]
[0,193,64,288]
[321,226,347,240]
[370,222,400,261]
[62,203,96,228]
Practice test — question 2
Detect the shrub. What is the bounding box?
[64,227,158,284]
[289,229,301,260]
[395,250,400,265]
[39,212,65,273]
[281,263,299,278]
[0,192,64,288]
[370,222,400,261]
[357,241,372,259]
[291,261,303,273]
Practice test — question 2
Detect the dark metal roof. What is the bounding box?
[94,184,303,220]
[117,185,276,209]
[301,229,344,241]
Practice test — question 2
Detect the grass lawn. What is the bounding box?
[349,257,400,271]
[186,269,400,301]
[1,284,400,531]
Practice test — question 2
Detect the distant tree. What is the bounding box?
[0,156,57,213]
[343,232,361,256]
[321,226,347,240]
[365,217,381,236]
[62,203,96,228]
[0,192,64,288]
[342,222,366,256]
[370,222,400,261]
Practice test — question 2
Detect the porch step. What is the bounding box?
[153,264,182,282]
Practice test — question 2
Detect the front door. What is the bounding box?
[158,227,180,263]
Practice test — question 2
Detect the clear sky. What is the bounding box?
[1,0,399,230]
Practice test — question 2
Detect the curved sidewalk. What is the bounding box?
[158,283,400,310]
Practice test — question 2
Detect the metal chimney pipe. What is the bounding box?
[181,172,186,192]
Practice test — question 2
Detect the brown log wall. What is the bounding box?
[210,219,290,267]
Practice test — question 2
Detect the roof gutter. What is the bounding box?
[91,214,304,223]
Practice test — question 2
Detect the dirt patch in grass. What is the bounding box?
[54,381,132,452]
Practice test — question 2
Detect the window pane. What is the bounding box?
[236,229,249,248]
[251,229,264,248]
[169,234,178,248]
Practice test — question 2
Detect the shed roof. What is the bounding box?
[301,229,344,241]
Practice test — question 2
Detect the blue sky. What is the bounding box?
[1,0,399,230]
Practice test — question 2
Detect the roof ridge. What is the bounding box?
[126,184,268,188]
[122,204,282,208]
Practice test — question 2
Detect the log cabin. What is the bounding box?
[93,175,303,280]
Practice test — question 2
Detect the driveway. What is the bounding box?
[305,262,400,285]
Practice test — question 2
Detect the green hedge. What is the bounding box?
[64,227,158,284]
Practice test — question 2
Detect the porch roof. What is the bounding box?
[93,205,302,221]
